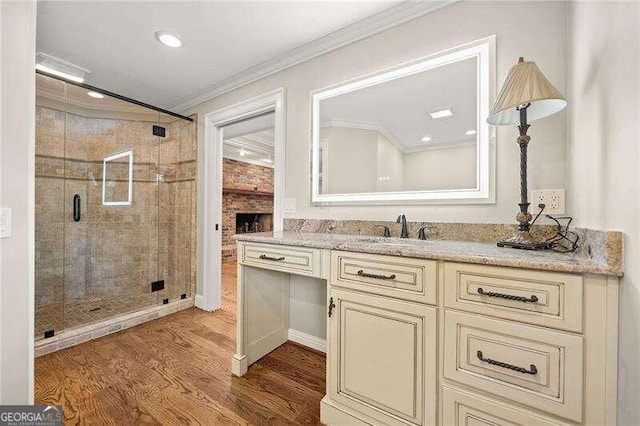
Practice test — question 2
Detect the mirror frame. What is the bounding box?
[102,149,133,206]
[311,36,495,204]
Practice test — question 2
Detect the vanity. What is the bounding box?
[228,34,621,425]
[231,230,622,426]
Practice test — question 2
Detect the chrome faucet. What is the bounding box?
[396,214,409,238]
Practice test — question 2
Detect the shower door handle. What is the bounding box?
[73,194,81,222]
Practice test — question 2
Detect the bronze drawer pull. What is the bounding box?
[477,287,538,303]
[259,254,285,261]
[357,270,396,280]
[477,350,538,375]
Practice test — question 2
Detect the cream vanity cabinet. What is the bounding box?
[325,251,438,426]
[233,241,620,426]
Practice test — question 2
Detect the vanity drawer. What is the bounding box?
[330,250,436,305]
[443,310,583,422]
[441,386,568,426]
[444,262,583,332]
[239,242,322,278]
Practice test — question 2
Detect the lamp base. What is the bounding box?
[497,230,546,250]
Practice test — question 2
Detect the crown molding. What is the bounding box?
[225,137,273,156]
[170,0,458,112]
[403,138,476,153]
[242,130,275,148]
[321,118,474,153]
[321,118,406,153]
[223,152,275,169]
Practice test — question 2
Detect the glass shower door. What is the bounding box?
[62,82,161,329]
[156,113,195,303]
[34,74,67,339]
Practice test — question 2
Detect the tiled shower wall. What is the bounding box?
[35,105,196,338]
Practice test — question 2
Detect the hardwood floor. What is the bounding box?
[35,261,326,425]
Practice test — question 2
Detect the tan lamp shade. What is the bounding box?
[487,57,567,125]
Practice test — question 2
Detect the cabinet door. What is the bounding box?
[328,288,436,425]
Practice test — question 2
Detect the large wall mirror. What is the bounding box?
[311,36,495,203]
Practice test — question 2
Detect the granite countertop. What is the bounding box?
[234,231,624,277]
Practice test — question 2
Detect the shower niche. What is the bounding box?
[34,73,196,341]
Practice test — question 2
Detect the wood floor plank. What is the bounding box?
[35,261,327,425]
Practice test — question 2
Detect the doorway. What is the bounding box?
[200,89,285,311]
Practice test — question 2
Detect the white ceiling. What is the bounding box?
[36,1,405,109]
[36,73,180,123]
[320,56,478,151]
[223,112,275,167]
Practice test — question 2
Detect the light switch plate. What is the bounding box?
[0,208,12,238]
[284,198,296,214]
[531,189,566,215]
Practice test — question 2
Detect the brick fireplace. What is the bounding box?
[222,158,274,262]
[236,213,273,234]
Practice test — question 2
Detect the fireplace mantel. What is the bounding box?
[223,187,274,197]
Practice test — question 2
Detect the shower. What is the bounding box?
[34,73,196,346]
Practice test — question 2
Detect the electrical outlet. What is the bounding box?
[531,189,566,215]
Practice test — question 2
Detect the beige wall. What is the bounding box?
[567,2,640,423]
[320,126,407,193]
[376,133,403,192]
[187,1,568,225]
[321,125,476,193]
[403,145,476,191]
[290,275,326,339]
[0,0,36,404]
[322,126,378,194]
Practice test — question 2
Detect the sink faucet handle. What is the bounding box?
[417,225,436,240]
[418,227,427,240]
[376,225,391,238]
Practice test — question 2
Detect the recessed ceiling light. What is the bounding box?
[87,91,104,99]
[155,30,183,48]
[465,129,477,135]
[420,135,432,142]
[262,156,274,164]
[239,149,248,157]
[428,107,453,119]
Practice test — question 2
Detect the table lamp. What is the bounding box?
[487,57,567,250]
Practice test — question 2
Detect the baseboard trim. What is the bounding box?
[194,294,207,310]
[288,328,326,353]
[35,297,195,357]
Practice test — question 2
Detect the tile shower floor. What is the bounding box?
[35,293,160,340]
